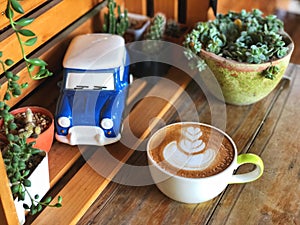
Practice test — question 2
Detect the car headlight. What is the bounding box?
[101,118,113,129]
[58,116,71,128]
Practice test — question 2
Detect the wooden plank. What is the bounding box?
[124,0,147,15]
[0,0,106,108]
[186,0,209,26]
[208,65,300,225]
[153,0,178,20]
[0,0,104,68]
[0,0,47,29]
[31,67,192,225]
[76,67,296,225]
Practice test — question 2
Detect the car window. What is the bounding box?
[65,72,115,90]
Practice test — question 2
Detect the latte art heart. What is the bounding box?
[149,124,234,178]
[163,126,217,170]
[163,141,217,170]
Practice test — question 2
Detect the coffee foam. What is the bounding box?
[149,124,234,178]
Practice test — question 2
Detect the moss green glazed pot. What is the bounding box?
[200,33,294,105]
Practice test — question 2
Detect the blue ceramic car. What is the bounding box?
[55,34,130,145]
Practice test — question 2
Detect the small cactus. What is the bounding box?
[17,108,43,139]
[102,0,129,36]
[142,12,166,53]
[144,12,166,40]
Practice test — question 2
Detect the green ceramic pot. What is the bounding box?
[200,32,294,105]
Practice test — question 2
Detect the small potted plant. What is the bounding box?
[183,9,294,105]
[102,0,129,36]
[163,18,189,44]
[128,12,171,77]
[125,12,150,42]
[0,0,61,223]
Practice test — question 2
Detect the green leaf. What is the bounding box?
[54,203,62,208]
[5,59,14,66]
[37,204,43,212]
[11,185,19,194]
[26,58,47,66]
[5,6,14,19]
[24,37,37,46]
[17,29,35,37]
[23,204,30,210]
[58,196,63,203]
[28,64,35,72]
[10,0,24,14]
[12,88,21,97]
[15,18,34,27]
[30,207,37,215]
[5,71,14,79]
[19,191,25,201]
[4,92,11,101]
[22,170,30,177]
[11,75,19,81]
[44,196,52,204]
[21,82,28,88]
[23,179,31,187]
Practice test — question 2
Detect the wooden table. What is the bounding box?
[21,63,299,225]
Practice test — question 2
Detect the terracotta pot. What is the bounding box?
[199,32,295,105]
[6,106,54,152]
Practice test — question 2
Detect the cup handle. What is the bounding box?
[228,153,264,184]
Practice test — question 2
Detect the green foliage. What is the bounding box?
[102,0,129,36]
[5,0,53,80]
[0,0,61,216]
[183,9,290,78]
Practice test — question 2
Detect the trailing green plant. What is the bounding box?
[102,0,129,36]
[183,9,290,79]
[0,0,61,216]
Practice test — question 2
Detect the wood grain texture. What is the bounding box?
[209,65,300,225]
[0,0,47,29]
[0,0,106,107]
[124,0,147,15]
[153,0,178,20]
[77,64,299,225]
[28,67,192,225]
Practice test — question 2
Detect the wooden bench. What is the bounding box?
[0,0,280,224]
[0,0,202,223]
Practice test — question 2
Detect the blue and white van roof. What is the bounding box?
[63,33,125,70]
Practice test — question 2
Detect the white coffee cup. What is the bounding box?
[147,122,264,204]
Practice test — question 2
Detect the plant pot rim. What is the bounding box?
[7,106,54,152]
[199,31,295,70]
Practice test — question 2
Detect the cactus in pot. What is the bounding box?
[102,0,129,36]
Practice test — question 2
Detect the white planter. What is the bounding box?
[14,153,50,224]
[125,13,150,41]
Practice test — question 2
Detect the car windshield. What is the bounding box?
[65,72,115,90]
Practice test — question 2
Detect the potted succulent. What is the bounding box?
[183,9,294,105]
[0,0,61,223]
[163,18,189,44]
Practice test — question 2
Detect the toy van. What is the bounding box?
[55,34,130,145]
